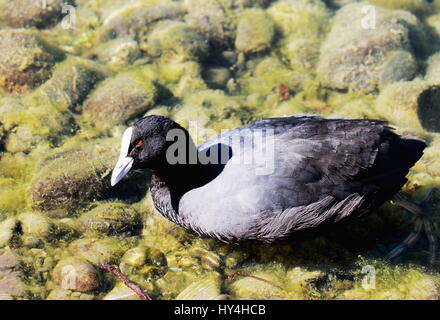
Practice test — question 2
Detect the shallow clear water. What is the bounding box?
[0,0,440,300]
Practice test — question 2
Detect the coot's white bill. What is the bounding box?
[111,126,134,186]
[111,156,133,186]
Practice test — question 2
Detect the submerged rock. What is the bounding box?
[228,270,286,300]
[425,52,440,82]
[186,8,235,47]
[17,212,76,242]
[103,283,141,300]
[30,56,106,113]
[407,278,439,300]
[100,2,185,41]
[30,140,117,216]
[235,9,275,53]
[176,274,221,300]
[202,67,231,89]
[68,238,125,265]
[0,0,71,28]
[0,219,18,248]
[379,51,418,88]
[0,249,26,298]
[267,0,331,73]
[317,2,425,92]
[77,202,142,236]
[369,0,434,13]
[146,21,210,60]
[376,80,440,133]
[82,70,157,130]
[0,29,63,90]
[89,38,141,68]
[0,97,77,153]
[53,257,100,293]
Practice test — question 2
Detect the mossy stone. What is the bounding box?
[77,202,142,236]
[317,2,424,92]
[175,274,221,300]
[0,97,77,153]
[369,0,434,13]
[68,238,126,265]
[235,9,275,53]
[0,219,17,248]
[30,140,118,216]
[202,67,231,89]
[376,80,440,133]
[100,2,185,41]
[90,38,141,68]
[186,8,236,47]
[146,21,210,60]
[17,212,77,242]
[0,0,72,28]
[0,29,63,90]
[82,70,157,130]
[29,56,107,113]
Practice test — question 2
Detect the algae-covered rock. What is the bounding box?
[77,202,142,236]
[238,56,309,97]
[407,278,439,300]
[89,38,141,68]
[119,245,167,280]
[0,0,71,28]
[30,140,118,216]
[228,269,287,300]
[285,267,325,298]
[235,9,275,53]
[376,80,440,133]
[0,29,63,90]
[103,283,140,300]
[100,2,185,41]
[379,51,418,88]
[53,257,100,292]
[0,219,18,248]
[317,2,424,92]
[0,97,77,153]
[184,0,268,12]
[0,249,26,298]
[155,268,212,299]
[176,274,221,300]
[121,246,167,268]
[425,52,440,82]
[408,136,440,189]
[82,70,157,130]
[146,21,210,60]
[17,212,76,242]
[29,56,107,113]
[267,0,331,73]
[369,0,434,13]
[186,8,235,47]
[202,66,231,89]
[68,238,126,265]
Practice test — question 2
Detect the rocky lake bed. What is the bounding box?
[1,0,440,300]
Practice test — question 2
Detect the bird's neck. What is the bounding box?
[149,162,206,227]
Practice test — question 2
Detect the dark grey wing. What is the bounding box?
[245,116,426,242]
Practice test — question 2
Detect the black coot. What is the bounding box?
[111,115,433,260]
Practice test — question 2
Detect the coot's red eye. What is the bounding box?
[135,139,143,147]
